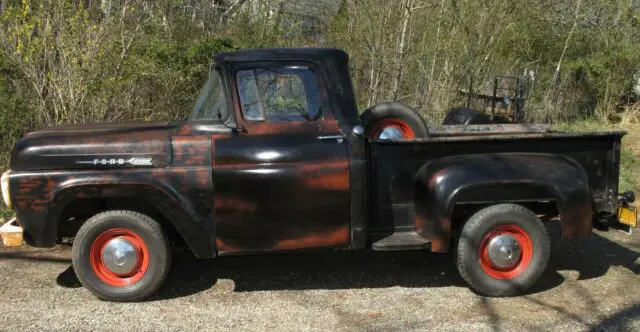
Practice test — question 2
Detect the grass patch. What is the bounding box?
[619,148,640,194]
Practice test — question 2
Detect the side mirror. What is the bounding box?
[352,125,364,137]
[217,107,245,135]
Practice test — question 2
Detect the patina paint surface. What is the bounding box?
[5,48,624,260]
[211,119,351,253]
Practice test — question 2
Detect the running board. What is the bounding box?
[371,231,430,251]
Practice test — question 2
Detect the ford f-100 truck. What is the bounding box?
[1,48,637,301]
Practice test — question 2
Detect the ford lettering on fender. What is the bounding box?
[0,48,636,302]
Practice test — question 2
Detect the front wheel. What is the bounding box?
[456,204,550,296]
[72,210,171,301]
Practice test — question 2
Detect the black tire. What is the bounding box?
[72,210,171,302]
[456,204,550,296]
[360,102,429,139]
[442,107,492,125]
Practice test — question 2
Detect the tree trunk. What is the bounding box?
[390,0,415,100]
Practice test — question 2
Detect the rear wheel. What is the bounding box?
[72,210,171,302]
[456,204,550,296]
[361,102,429,140]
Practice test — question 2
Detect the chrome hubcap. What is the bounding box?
[378,127,405,140]
[102,237,138,276]
[486,234,522,269]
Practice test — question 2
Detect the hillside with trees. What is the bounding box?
[0,0,639,169]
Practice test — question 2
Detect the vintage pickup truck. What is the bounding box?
[1,48,637,302]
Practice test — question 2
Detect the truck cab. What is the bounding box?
[1,48,636,301]
[200,49,359,253]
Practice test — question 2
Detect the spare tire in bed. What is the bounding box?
[360,102,429,140]
[443,108,492,125]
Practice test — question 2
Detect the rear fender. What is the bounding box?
[415,153,593,252]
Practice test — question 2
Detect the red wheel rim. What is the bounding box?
[370,118,416,139]
[89,228,149,287]
[479,224,533,279]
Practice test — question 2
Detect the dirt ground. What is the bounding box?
[0,222,638,331]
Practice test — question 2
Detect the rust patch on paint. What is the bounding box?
[172,135,211,166]
[210,134,228,167]
[442,217,451,231]
[560,204,593,238]
[430,237,447,252]
[195,169,210,187]
[415,215,425,230]
[216,238,244,252]
[298,160,349,172]
[177,123,193,135]
[215,196,257,213]
[272,225,350,250]
[305,171,350,191]
[211,134,228,140]
[243,122,317,135]
[239,120,341,136]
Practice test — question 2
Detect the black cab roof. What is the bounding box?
[214,48,348,64]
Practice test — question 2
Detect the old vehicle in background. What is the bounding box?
[1,48,636,301]
[444,74,532,125]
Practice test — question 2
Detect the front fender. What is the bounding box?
[415,153,593,252]
[10,167,215,258]
[51,184,214,258]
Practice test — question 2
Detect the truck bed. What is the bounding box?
[368,129,625,234]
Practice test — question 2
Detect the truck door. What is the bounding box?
[212,63,351,252]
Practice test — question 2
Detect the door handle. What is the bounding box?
[317,135,346,142]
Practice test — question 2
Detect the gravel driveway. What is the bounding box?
[0,222,638,331]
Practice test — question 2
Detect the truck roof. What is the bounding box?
[214,47,359,126]
[214,48,349,64]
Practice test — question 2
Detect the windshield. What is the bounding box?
[190,69,231,122]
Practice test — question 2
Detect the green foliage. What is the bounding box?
[114,36,236,120]
[0,0,237,124]
[323,0,640,123]
[0,0,638,217]
[0,0,638,173]
[0,0,242,176]
[0,54,32,168]
[0,206,13,221]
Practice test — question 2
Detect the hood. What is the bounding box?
[11,122,175,171]
[23,121,175,137]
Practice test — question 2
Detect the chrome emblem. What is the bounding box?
[76,157,153,166]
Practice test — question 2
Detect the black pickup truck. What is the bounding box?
[1,48,636,302]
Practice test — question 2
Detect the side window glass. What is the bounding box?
[236,66,322,122]
[191,70,230,122]
[236,69,264,121]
